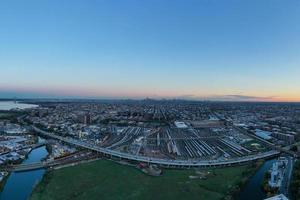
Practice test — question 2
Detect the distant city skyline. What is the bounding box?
[1,0,300,102]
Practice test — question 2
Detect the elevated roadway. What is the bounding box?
[11,161,55,172]
[6,151,97,172]
[32,126,280,168]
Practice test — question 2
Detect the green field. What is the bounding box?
[0,111,23,121]
[30,160,259,200]
[0,113,13,118]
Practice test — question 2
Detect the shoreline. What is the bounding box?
[232,159,265,199]
[0,172,9,191]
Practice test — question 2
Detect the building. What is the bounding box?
[264,194,289,200]
[78,113,92,125]
[174,121,188,129]
[272,132,295,144]
[84,114,92,125]
[269,162,280,188]
[268,157,288,188]
[255,129,272,140]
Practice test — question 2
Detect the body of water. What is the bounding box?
[0,145,48,200]
[237,159,276,200]
[0,101,38,111]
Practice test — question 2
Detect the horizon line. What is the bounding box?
[0,97,299,104]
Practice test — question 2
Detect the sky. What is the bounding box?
[0,0,300,101]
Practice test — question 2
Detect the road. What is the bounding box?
[280,156,294,197]
[32,126,280,168]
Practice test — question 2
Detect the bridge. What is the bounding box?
[30,141,47,149]
[32,126,280,168]
[10,161,57,172]
[1,160,59,172]
[4,151,97,172]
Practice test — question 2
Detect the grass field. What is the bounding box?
[0,113,13,118]
[30,160,259,200]
[0,111,23,121]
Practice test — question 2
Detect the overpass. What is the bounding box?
[29,141,47,150]
[0,160,59,172]
[10,161,56,172]
[5,151,97,172]
[32,126,280,168]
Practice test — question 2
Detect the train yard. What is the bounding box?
[96,124,272,163]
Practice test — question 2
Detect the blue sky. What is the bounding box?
[0,0,300,101]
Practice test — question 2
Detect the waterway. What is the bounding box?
[0,144,48,200]
[237,158,276,200]
[0,101,38,111]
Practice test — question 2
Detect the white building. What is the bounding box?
[174,121,188,129]
[264,194,289,200]
[268,157,288,188]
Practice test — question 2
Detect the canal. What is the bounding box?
[237,158,276,200]
[0,144,48,200]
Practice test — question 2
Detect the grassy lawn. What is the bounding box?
[0,111,23,121]
[30,160,258,200]
[0,113,13,118]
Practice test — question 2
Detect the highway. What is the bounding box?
[32,126,280,167]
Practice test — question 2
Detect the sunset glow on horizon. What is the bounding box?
[0,0,300,102]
